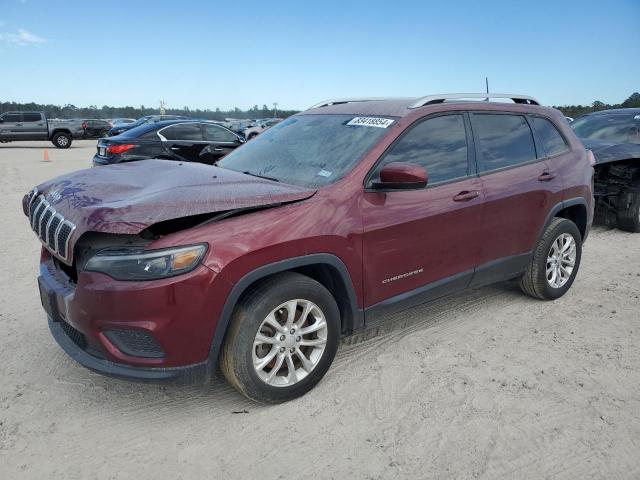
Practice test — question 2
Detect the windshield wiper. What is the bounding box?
[243,171,280,182]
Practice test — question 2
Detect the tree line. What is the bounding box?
[0,102,298,120]
[1,93,639,120]
[554,92,640,118]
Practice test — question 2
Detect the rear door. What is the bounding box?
[157,123,207,162]
[202,123,242,163]
[22,113,48,139]
[469,112,561,286]
[362,113,484,319]
[0,113,24,140]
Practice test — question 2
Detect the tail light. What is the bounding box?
[587,150,596,166]
[106,144,136,155]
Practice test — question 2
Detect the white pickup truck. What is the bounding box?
[0,111,81,148]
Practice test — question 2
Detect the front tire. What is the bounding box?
[220,272,340,403]
[52,132,72,149]
[520,217,582,300]
[616,188,640,233]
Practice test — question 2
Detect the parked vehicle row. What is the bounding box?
[25,93,595,403]
[106,115,189,136]
[241,118,283,140]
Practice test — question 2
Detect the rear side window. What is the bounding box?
[473,114,537,172]
[159,124,203,141]
[531,117,569,157]
[23,113,42,122]
[203,124,237,142]
[373,114,469,184]
[2,113,21,122]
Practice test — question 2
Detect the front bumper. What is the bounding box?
[38,250,226,383]
[48,316,207,383]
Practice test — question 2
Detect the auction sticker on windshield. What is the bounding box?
[346,117,395,128]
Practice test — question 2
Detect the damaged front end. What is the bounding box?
[23,160,316,270]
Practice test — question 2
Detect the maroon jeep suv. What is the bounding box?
[25,93,594,403]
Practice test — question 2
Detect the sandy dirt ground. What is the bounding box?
[0,140,639,479]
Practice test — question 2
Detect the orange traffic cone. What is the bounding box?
[43,149,50,162]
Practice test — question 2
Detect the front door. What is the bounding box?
[21,112,48,140]
[362,113,484,321]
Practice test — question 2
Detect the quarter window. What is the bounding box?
[373,114,469,185]
[159,123,203,141]
[473,114,537,172]
[203,124,237,142]
[531,117,568,157]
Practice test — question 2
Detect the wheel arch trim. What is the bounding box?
[205,253,362,380]
[539,197,589,242]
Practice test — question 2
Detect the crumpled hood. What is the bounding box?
[581,138,640,165]
[31,160,315,261]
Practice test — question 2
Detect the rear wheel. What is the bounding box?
[520,217,582,300]
[616,188,640,233]
[220,272,340,403]
[52,132,72,149]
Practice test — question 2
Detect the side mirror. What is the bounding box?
[372,162,428,190]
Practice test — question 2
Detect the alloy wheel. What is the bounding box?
[252,299,328,387]
[546,233,576,289]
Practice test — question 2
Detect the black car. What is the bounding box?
[80,119,112,138]
[93,120,245,166]
[107,115,189,136]
[571,108,640,232]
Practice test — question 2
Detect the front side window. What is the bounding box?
[531,117,569,157]
[372,114,469,185]
[23,113,42,122]
[571,113,640,144]
[218,114,394,188]
[203,124,237,142]
[159,123,203,141]
[473,114,537,172]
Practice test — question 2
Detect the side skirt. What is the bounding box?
[363,253,531,326]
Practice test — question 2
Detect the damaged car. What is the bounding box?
[25,94,593,403]
[571,108,640,232]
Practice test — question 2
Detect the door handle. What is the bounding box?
[538,171,556,182]
[170,147,181,150]
[213,147,223,152]
[453,190,480,202]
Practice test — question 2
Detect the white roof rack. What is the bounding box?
[307,97,400,110]
[409,93,540,108]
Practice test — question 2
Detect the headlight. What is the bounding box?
[84,244,207,281]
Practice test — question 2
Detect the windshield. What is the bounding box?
[571,113,640,144]
[218,114,395,187]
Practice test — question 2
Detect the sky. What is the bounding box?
[0,0,638,111]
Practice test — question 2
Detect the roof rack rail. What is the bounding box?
[409,93,540,109]
[307,97,398,110]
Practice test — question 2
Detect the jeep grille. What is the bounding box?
[28,191,76,261]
